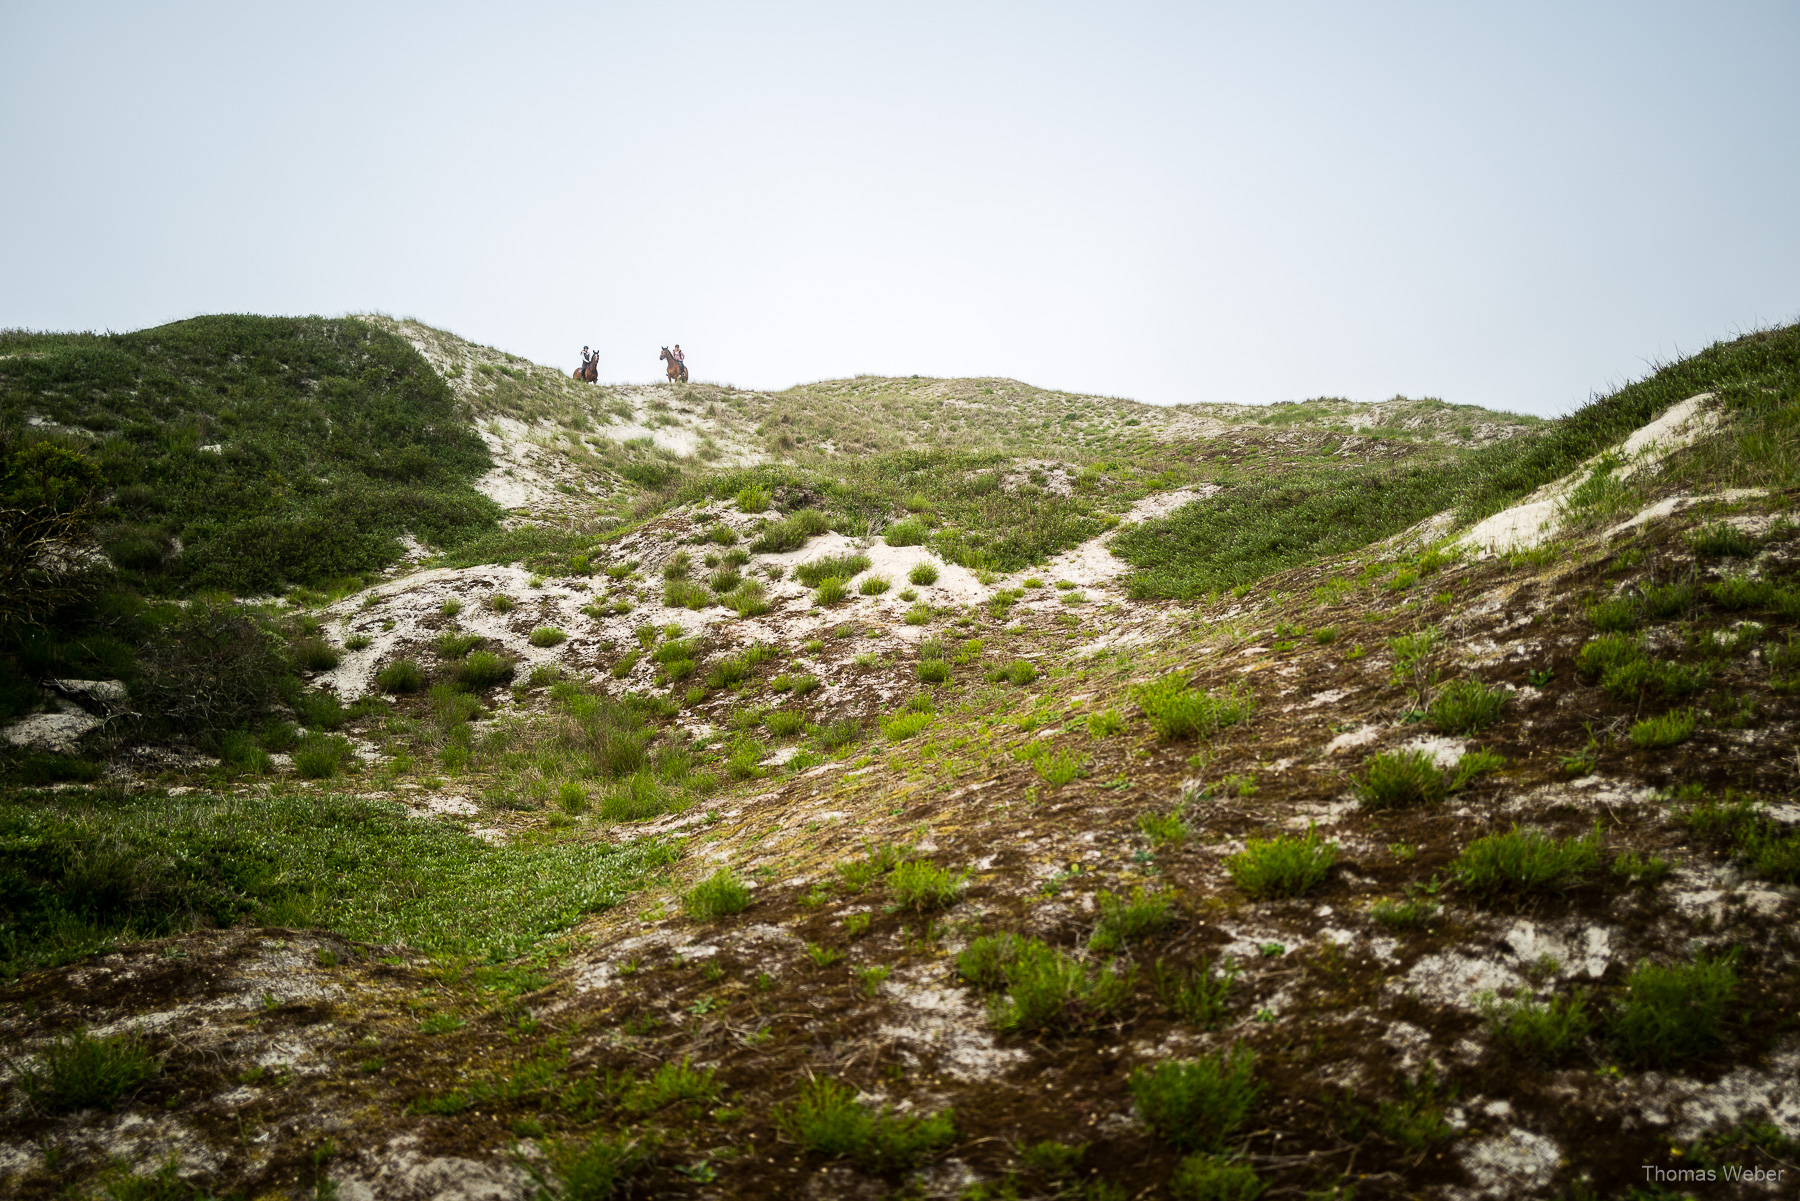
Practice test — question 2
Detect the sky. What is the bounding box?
[3,2,1797,417]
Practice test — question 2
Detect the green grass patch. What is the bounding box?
[1479,988,1595,1066]
[776,1076,955,1172]
[0,788,676,974]
[795,554,872,588]
[682,869,752,920]
[959,934,1134,1033]
[888,860,968,912]
[1129,1044,1260,1152]
[1132,674,1254,740]
[529,626,567,648]
[12,1027,160,1113]
[1611,954,1738,1068]
[1226,826,1336,898]
[376,657,425,694]
[1426,678,1509,734]
[1089,886,1176,952]
[749,508,830,553]
[1153,956,1238,1028]
[1630,708,1697,748]
[1450,824,1603,899]
[908,561,940,586]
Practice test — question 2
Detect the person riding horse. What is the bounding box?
[660,345,689,383]
[575,346,598,383]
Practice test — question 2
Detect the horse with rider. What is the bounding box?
[660,344,688,383]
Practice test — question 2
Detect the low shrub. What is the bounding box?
[776,1076,955,1172]
[1586,595,1642,632]
[983,939,1134,1034]
[722,580,772,617]
[1133,674,1254,740]
[455,651,515,691]
[609,649,641,679]
[986,659,1038,685]
[1226,826,1336,898]
[1169,1154,1264,1201]
[1370,897,1438,930]
[764,709,806,738]
[816,718,861,750]
[293,732,355,779]
[14,1027,160,1113]
[526,1133,654,1201]
[1479,988,1594,1066]
[749,508,829,552]
[529,626,567,648]
[1611,954,1737,1068]
[599,772,681,821]
[488,592,516,612]
[1137,810,1188,845]
[1153,956,1238,1028]
[1678,791,1800,884]
[1575,632,1643,680]
[706,643,775,689]
[889,861,968,912]
[1129,1044,1260,1152]
[904,602,933,626]
[664,578,711,610]
[813,576,848,606]
[1686,522,1757,558]
[1035,748,1082,787]
[909,561,940,586]
[293,637,342,671]
[708,567,742,593]
[376,657,425,694]
[1451,825,1603,898]
[683,869,752,920]
[1089,886,1176,952]
[881,711,932,741]
[343,633,372,651]
[1087,708,1124,737]
[434,630,482,658]
[1354,749,1448,808]
[795,554,872,588]
[1426,679,1509,734]
[1642,579,1696,618]
[1630,708,1696,749]
[858,574,891,596]
[884,519,929,547]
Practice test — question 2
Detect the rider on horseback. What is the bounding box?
[672,344,685,367]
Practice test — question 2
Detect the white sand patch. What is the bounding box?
[1457,393,1721,555]
[1323,725,1382,755]
[1603,489,1774,538]
[1400,735,1467,768]
[1453,1127,1563,1200]
[1395,949,1523,1009]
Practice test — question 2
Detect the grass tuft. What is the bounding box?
[375,657,425,694]
[1479,988,1594,1066]
[1451,825,1603,899]
[13,1027,160,1113]
[1089,886,1176,952]
[1629,708,1696,748]
[1425,679,1509,734]
[529,626,567,648]
[1226,826,1336,898]
[908,561,940,586]
[888,860,968,912]
[1611,954,1738,1068]
[776,1076,955,1171]
[682,869,752,921]
[1132,675,1254,740]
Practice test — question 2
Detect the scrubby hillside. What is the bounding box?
[2,319,1797,1201]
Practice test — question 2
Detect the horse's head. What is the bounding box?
[659,347,670,360]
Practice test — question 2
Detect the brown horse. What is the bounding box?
[660,347,688,383]
[571,354,598,383]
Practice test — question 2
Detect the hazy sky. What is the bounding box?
[4,2,1796,416]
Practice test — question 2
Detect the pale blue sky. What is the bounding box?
[4,2,1796,415]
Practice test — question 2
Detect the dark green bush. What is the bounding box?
[136,598,289,735]
[1130,1045,1261,1152]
